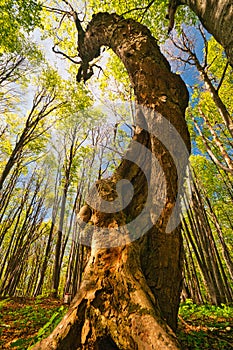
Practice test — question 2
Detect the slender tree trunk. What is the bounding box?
[34,221,55,296]
[201,112,233,169]
[0,145,23,191]
[206,196,233,281]
[52,184,69,298]
[32,12,190,349]
[0,163,20,224]
[192,180,233,302]
[182,226,204,304]
[195,68,233,138]
[182,195,220,303]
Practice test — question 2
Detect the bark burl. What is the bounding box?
[32,12,190,349]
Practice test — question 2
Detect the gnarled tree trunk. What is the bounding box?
[32,12,190,349]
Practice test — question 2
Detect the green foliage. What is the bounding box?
[190,155,233,251]
[0,298,11,310]
[27,305,67,349]
[180,299,233,319]
[8,306,66,349]
[190,155,223,198]
[87,0,197,41]
[178,300,233,350]
[0,0,42,53]
[206,38,233,111]
[0,5,232,350]
[98,54,132,102]
[0,298,68,350]
[184,34,233,260]
[188,36,233,125]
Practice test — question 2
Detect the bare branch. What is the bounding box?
[52,45,81,64]
[42,5,69,16]
[141,0,156,20]
[61,0,76,13]
[192,114,233,174]
[199,24,208,69]
[120,0,156,23]
[57,13,68,31]
[0,56,25,85]
[207,54,218,70]
[217,62,229,92]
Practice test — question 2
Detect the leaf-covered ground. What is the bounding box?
[177,300,233,349]
[0,297,232,349]
[0,297,67,349]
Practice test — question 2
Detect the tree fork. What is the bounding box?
[32,12,190,349]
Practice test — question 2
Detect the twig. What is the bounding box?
[217,62,229,92]
[42,5,69,15]
[178,315,193,329]
[141,0,156,20]
[121,0,155,18]
[52,45,81,64]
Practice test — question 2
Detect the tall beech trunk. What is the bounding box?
[32,13,190,349]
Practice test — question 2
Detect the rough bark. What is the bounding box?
[32,12,190,349]
[178,0,233,67]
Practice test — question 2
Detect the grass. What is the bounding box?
[0,297,232,349]
[0,296,68,349]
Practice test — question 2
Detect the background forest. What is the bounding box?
[0,0,232,349]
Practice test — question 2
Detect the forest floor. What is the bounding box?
[0,297,232,349]
[0,297,67,350]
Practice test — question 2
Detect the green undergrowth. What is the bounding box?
[0,296,68,349]
[177,299,233,349]
[0,297,232,349]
